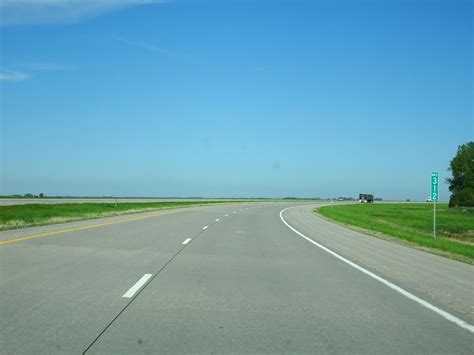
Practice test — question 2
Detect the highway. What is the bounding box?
[1,202,473,354]
[0,198,240,206]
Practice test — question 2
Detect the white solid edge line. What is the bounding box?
[202,225,208,230]
[122,274,153,298]
[182,237,192,245]
[279,207,474,334]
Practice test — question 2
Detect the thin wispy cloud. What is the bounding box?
[0,0,169,26]
[0,69,29,81]
[26,62,74,71]
[0,63,72,82]
[111,35,181,57]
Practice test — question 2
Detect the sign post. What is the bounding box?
[431,171,439,238]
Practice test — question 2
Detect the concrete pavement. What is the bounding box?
[1,202,472,353]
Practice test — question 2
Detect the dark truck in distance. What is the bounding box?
[359,193,374,203]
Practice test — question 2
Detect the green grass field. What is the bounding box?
[0,201,233,231]
[317,203,474,262]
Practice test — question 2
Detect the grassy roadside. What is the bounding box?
[317,203,474,263]
[0,201,236,231]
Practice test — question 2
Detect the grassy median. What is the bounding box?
[0,201,234,231]
[317,203,474,263]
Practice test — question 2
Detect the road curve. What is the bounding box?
[1,202,472,354]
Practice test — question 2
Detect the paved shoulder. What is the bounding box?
[283,204,474,324]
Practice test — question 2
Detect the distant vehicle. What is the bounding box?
[426,197,432,202]
[359,193,374,203]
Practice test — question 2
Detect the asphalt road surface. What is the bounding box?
[1,202,473,354]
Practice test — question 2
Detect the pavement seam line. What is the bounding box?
[82,244,187,354]
[82,216,217,354]
[279,206,474,334]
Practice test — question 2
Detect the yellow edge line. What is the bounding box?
[0,209,184,245]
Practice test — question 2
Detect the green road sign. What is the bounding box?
[431,171,439,202]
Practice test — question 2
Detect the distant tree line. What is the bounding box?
[1,193,44,198]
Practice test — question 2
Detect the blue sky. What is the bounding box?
[1,0,472,200]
